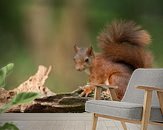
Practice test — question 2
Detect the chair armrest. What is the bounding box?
[88,83,118,90]
[88,83,119,101]
[136,86,163,92]
[137,86,163,121]
[137,86,163,114]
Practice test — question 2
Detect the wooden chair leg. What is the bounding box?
[121,121,127,130]
[92,113,98,130]
[141,90,152,130]
[157,91,163,114]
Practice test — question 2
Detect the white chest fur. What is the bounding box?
[84,68,90,75]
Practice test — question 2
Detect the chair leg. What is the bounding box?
[92,113,98,130]
[141,124,148,130]
[121,121,127,130]
[141,90,152,130]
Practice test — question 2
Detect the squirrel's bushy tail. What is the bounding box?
[98,20,153,68]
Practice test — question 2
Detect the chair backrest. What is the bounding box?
[122,68,163,107]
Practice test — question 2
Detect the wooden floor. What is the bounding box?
[0,113,141,130]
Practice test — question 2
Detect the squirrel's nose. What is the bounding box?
[76,68,82,71]
[76,67,83,71]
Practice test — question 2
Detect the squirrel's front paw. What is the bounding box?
[80,85,94,97]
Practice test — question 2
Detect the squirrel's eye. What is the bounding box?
[84,58,89,63]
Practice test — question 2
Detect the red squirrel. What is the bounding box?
[73,20,153,100]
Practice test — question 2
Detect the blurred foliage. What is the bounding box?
[0,0,163,92]
[0,92,40,113]
[0,63,14,87]
[0,123,19,130]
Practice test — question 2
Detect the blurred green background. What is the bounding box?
[0,0,163,93]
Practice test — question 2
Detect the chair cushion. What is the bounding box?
[85,100,163,123]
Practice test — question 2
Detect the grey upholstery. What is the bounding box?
[122,69,163,106]
[85,100,163,122]
[85,69,163,123]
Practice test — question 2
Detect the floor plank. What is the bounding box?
[0,113,140,130]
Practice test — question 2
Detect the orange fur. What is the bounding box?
[74,20,153,100]
[89,55,133,99]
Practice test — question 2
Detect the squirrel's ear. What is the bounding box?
[74,44,80,52]
[87,46,95,57]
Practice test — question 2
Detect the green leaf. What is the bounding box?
[3,63,14,76]
[0,102,12,114]
[0,92,39,114]
[0,63,14,88]
[0,123,19,130]
[11,92,40,105]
